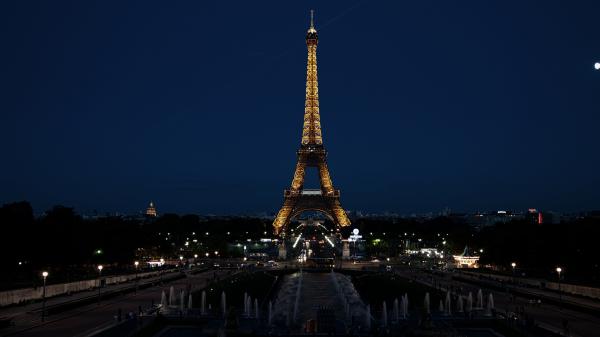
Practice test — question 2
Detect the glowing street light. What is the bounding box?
[134,261,139,294]
[159,258,165,284]
[510,262,517,288]
[97,265,103,304]
[41,271,49,321]
[194,254,198,259]
[556,267,563,309]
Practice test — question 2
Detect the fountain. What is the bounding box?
[268,301,273,325]
[366,304,371,330]
[382,301,388,327]
[393,298,399,322]
[180,290,185,311]
[201,291,206,315]
[188,294,193,310]
[345,301,350,321]
[476,289,483,309]
[438,300,444,313]
[243,292,248,316]
[485,293,495,316]
[445,292,451,316]
[457,295,464,313]
[254,298,259,319]
[221,291,226,318]
[424,292,430,315]
[169,286,175,306]
[466,292,473,313]
[161,290,168,308]
[292,272,303,323]
[271,272,302,325]
[403,293,408,319]
[330,272,367,323]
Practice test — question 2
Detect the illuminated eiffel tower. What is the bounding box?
[273,11,351,235]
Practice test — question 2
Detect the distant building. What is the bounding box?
[452,246,479,268]
[145,201,157,217]
[466,210,522,229]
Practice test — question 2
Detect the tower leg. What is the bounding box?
[278,242,287,260]
[331,199,351,227]
[317,161,334,194]
[273,197,296,235]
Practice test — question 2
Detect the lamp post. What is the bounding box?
[556,267,563,310]
[509,262,517,300]
[41,271,48,321]
[97,265,103,304]
[511,262,517,282]
[134,261,139,294]
[159,258,165,284]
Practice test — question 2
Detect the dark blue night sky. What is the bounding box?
[1,1,600,215]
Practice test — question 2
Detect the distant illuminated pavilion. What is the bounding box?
[453,246,479,268]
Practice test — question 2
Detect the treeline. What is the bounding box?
[0,201,270,288]
[348,216,600,285]
[477,218,600,284]
[2,201,599,287]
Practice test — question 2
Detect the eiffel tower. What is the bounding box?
[273,11,351,235]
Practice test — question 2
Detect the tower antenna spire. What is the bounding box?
[310,9,314,28]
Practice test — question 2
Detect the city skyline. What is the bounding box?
[2,1,600,214]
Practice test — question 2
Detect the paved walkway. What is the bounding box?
[456,271,600,311]
[0,269,231,337]
[401,269,600,337]
[295,273,345,326]
[0,270,180,321]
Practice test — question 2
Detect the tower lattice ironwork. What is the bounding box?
[273,11,351,235]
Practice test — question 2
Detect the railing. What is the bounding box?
[284,189,340,197]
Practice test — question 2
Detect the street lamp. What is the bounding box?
[97,265,103,304]
[159,258,165,283]
[41,271,48,321]
[134,261,139,294]
[556,267,563,309]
